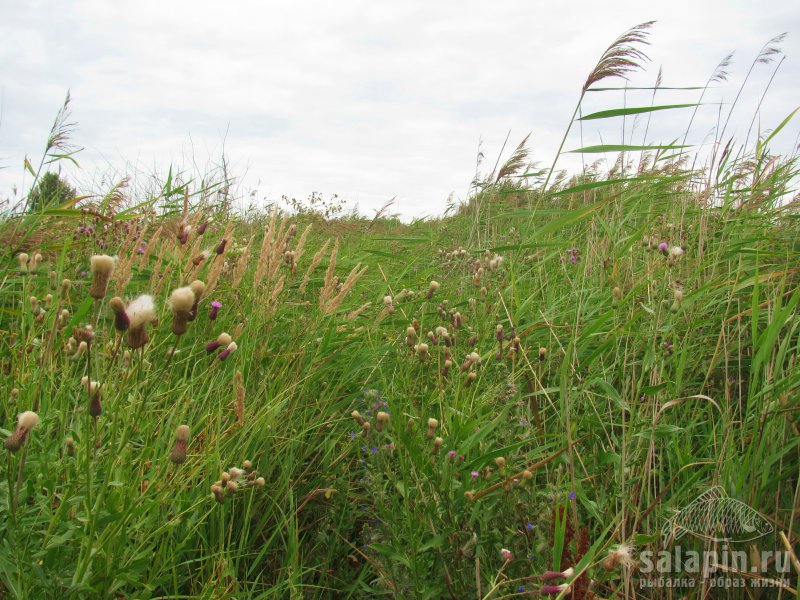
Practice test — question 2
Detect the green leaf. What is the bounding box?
[568,144,691,154]
[579,103,697,120]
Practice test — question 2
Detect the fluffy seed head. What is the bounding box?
[175,424,190,441]
[18,411,40,430]
[427,418,438,429]
[189,280,207,301]
[127,295,156,328]
[17,253,29,272]
[89,255,115,299]
[217,332,232,346]
[169,287,195,313]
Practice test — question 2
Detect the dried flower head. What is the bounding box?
[426,280,440,299]
[108,297,130,331]
[188,280,207,321]
[169,286,196,336]
[376,411,390,432]
[4,411,40,453]
[218,341,237,361]
[426,417,438,439]
[89,255,115,299]
[170,424,190,464]
[603,543,634,570]
[125,295,156,349]
[17,253,29,273]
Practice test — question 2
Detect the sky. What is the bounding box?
[1,1,798,219]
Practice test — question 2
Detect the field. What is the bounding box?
[1,24,799,600]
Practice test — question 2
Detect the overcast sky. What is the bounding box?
[1,1,798,219]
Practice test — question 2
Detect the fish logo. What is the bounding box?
[661,487,773,545]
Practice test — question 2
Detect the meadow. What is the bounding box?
[1,23,799,599]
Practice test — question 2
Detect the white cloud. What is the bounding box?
[1,0,797,218]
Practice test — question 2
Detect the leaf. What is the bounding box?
[579,104,697,120]
[568,144,691,154]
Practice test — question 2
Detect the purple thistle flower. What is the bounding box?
[209,301,222,321]
[448,450,456,460]
[470,470,479,479]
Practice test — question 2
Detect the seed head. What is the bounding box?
[4,410,40,453]
[426,281,439,298]
[17,253,29,273]
[89,255,115,299]
[170,424,190,464]
[169,286,196,335]
[218,341,237,361]
[109,297,130,331]
[375,411,390,432]
[126,295,156,349]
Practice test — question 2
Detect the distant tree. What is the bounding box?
[29,172,75,212]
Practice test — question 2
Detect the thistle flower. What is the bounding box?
[603,544,634,570]
[89,255,115,299]
[538,347,547,362]
[461,351,481,372]
[465,371,477,387]
[542,567,574,580]
[82,376,102,418]
[494,456,506,471]
[61,278,72,298]
[500,548,513,561]
[376,411,390,432]
[169,424,190,464]
[205,332,232,353]
[109,297,130,331]
[168,287,195,336]
[188,279,206,321]
[17,252,29,273]
[539,584,570,595]
[192,250,211,266]
[383,295,394,313]
[405,326,417,347]
[351,410,366,426]
[432,436,444,454]
[415,343,429,361]
[125,295,156,349]
[74,340,88,358]
[361,421,371,435]
[4,411,40,453]
[254,476,265,486]
[218,341,237,361]
[426,417,438,439]
[209,301,222,321]
[442,359,452,377]
[426,280,439,299]
[658,241,669,255]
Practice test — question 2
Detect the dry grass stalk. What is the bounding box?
[319,241,367,315]
[299,239,330,294]
[234,370,245,426]
[232,234,254,287]
[583,21,654,92]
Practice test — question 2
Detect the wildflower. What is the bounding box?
[461,351,481,372]
[669,245,684,259]
[426,418,438,439]
[613,286,622,307]
[209,300,222,321]
[538,347,547,362]
[218,341,237,361]
[383,295,394,313]
[17,252,29,274]
[362,421,371,435]
[125,295,156,349]
[188,280,207,321]
[494,456,506,471]
[61,278,72,298]
[568,491,576,501]
[500,548,513,561]
[442,359,452,377]
[525,522,534,531]
[465,371,477,387]
[74,340,88,358]
[603,544,634,570]
[496,324,504,342]
[89,255,115,299]
[254,477,265,486]
[426,280,439,299]
[215,239,227,255]
[375,411,390,432]
[658,241,669,255]
[432,436,444,454]
[448,450,456,460]
[65,436,75,457]
[30,253,42,273]
[169,286,195,336]
[81,376,102,418]
[192,250,211,266]
[351,410,366,426]
[211,484,225,502]
[405,326,417,347]
[205,332,232,353]
[197,221,208,235]
[415,343,429,361]
[539,584,570,595]
[109,297,130,331]
[470,470,479,479]
[4,411,40,453]
[542,567,574,580]
[169,424,190,464]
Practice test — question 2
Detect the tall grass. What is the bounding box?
[1,24,799,599]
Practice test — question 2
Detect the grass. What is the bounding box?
[1,23,799,600]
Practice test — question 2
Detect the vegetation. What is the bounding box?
[0,23,798,599]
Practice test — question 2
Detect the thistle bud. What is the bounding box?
[169,424,190,464]
[61,278,72,298]
[670,288,683,313]
[109,297,130,332]
[49,270,57,289]
[522,469,533,481]
[82,376,102,418]
[209,301,222,321]
[89,255,115,300]
[496,324,504,341]
[254,476,265,486]
[4,411,40,453]
[361,421,371,435]
[442,359,452,377]
[215,239,227,255]
[197,221,208,235]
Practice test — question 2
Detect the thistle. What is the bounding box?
[188,280,207,321]
[109,297,130,331]
[603,544,634,570]
[426,418,438,439]
[4,411,40,453]
[81,376,102,418]
[426,280,439,299]
[351,410,366,426]
[670,288,683,313]
[218,341,237,361]
[169,425,190,464]
[89,255,115,299]
[383,295,394,313]
[500,548,513,562]
[125,295,156,349]
[415,343,429,361]
[612,286,622,307]
[376,411,390,432]
[209,301,222,321]
[542,567,574,580]
[205,332,232,353]
[17,253,29,274]
[405,326,417,347]
[169,286,196,336]
[465,371,477,387]
[30,253,43,273]
[538,347,547,362]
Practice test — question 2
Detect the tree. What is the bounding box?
[29,172,75,212]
